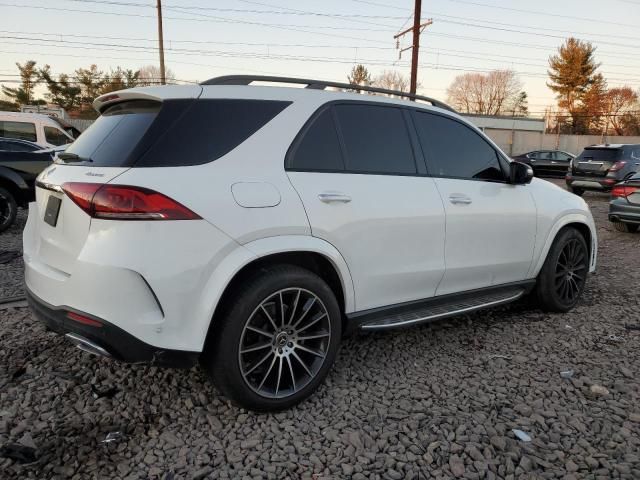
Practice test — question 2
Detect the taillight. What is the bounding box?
[609,161,627,172]
[611,185,639,198]
[62,182,201,220]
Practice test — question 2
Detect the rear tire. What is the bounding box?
[613,221,639,233]
[0,187,17,233]
[202,265,342,411]
[535,227,589,312]
[568,187,585,197]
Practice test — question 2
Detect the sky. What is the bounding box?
[1,0,639,117]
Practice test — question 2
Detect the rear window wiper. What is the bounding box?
[57,152,93,163]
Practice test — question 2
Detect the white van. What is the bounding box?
[0,111,74,148]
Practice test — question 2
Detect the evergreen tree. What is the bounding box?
[547,38,600,133]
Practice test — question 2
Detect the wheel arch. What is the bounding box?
[0,169,27,205]
[201,236,355,350]
[531,214,597,277]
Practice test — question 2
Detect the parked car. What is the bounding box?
[0,143,61,232]
[566,144,640,196]
[0,111,75,148]
[512,150,575,177]
[609,173,640,233]
[24,76,598,411]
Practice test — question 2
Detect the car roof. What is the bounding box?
[585,144,637,149]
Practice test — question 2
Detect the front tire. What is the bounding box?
[613,221,639,233]
[202,265,342,411]
[0,187,18,233]
[535,227,589,312]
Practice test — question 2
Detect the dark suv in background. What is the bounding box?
[566,144,640,196]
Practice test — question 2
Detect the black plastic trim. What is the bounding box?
[344,280,536,334]
[25,286,198,368]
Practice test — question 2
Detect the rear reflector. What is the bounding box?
[62,182,201,220]
[612,185,639,198]
[67,311,103,327]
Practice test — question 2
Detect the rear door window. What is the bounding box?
[413,111,505,181]
[333,104,416,175]
[0,121,37,142]
[287,108,344,171]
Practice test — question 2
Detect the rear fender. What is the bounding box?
[196,235,356,350]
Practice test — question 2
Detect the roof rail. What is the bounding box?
[201,75,456,112]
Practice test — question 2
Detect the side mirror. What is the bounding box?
[509,161,534,185]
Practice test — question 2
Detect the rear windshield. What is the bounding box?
[63,100,160,166]
[578,148,622,162]
[62,98,290,167]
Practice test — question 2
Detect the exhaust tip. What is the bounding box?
[65,333,112,358]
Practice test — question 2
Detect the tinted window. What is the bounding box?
[137,99,290,167]
[63,99,289,167]
[44,126,71,146]
[288,108,344,171]
[0,121,37,142]
[334,104,416,174]
[578,148,621,162]
[413,112,504,181]
[64,100,160,166]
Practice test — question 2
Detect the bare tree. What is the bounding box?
[606,87,639,135]
[446,70,523,115]
[373,70,410,96]
[138,64,176,85]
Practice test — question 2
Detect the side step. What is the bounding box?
[356,286,528,331]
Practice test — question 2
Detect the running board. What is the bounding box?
[355,286,528,331]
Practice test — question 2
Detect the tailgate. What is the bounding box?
[26,164,128,274]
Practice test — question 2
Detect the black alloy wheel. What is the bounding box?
[535,227,589,312]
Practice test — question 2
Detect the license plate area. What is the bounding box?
[44,195,62,227]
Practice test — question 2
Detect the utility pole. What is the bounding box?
[394,0,432,96]
[156,0,166,85]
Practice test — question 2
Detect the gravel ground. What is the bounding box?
[1,185,639,480]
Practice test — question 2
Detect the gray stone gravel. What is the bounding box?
[1,185,639,479]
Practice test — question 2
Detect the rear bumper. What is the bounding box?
[566,176,618,191]
[609,200,640,225]
[26,286,199,367]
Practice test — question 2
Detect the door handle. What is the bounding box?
[449,194,472,205]
[318,192,352,203]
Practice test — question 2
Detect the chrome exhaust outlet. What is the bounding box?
[65,333,112,358]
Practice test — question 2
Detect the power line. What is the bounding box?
[442,0,640,29]
[3,34,639,81]
[0,29,395,51]
[0,3,394,43]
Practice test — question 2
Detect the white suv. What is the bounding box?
[24,76,597,411]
